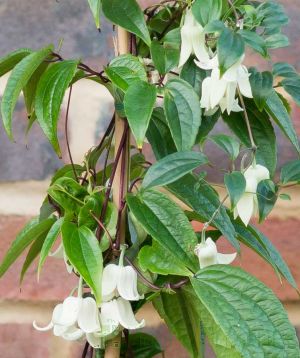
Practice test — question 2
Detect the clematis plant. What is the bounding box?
[0,0,300,357]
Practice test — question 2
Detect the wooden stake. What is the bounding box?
[104,26,130,358]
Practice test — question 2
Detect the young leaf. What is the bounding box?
[62,222,103,304]
[257,179,278,222]
[224,172,246,209]
[280,160,300,184]
[191,266,300,357]
[0,217,55,278]
[218,28,244,75]
[153,285,203,358]
[1,45,54,140]
[127,190,198,272]
[102,0,151,46]
[192,0,223,27]
[87,0,101,29]
[209,134,240,160]
[265,90,300,153]
[0,48,32,77]
[35,60,79,156]
[38,217,64,278]
[249,68,273,111]
[124,80,157,148]
[164,78,201,151]
[142,151,208,190]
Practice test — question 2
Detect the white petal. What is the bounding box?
[78,297,101,333]
[117,266,143,301]
[178,26,193,68]
[219,97,227,113]
[210,76,227,109]
[33,320,54,332]
[100,301,120,336]
[115,298,145,330]
[53,324,69,337]
[238,66,252,98]
[217,252,237,265]
[183,8,195,27]
[86,332,105,349]
[223,56,244,82]
[231,98,243,112]
[253,164,270,182]
[102,264,119,302]
[236,192,255,226]
[195,54,218,70]
[194,238,218,269]
[200,77,213,110]
[226,82,238,114]
[53,297,81,327]
[191,29,210,64]
[49,243,64,258]
[62,326,85,341]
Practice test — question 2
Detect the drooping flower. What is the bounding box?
[194,238,237,269]
[234,164,270,226]
[178,9,210,68]
[195,54,252,114]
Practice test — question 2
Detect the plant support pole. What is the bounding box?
[104,26,130,358]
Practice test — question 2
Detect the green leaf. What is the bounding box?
[35,60,79,156]
[87,0,101,29]
[50,164,85,184]
[0,217,55,278]
[62,222,103,304]
[279,193,291,201]
[121,333,163,358]
[180,57,206,95]
[280,160,300,184]
[127,190,198,272]
[249,68,273,111]
[196,111,220,145]
[191,265,300,357]
[0,48,32,77]
[257,179,278,222]
[273,62,297,79]
[192,0,223,27]
[138,240,192,276]
[209,134,240,160]
[223,101,277,176]
[153,285,203,358]
[281,78,300,107]
[239,30,268,58]
[224,172,246,209]
[38,218,64,278]
[142,151,208,190]
[265,33,289,49]
[164,78,201,151]
[168,175,239,250]
[218,28,244,75]
[102,0,151,46]
[265,90,300,153]
[1,45,54,140]
[124,81,157,148]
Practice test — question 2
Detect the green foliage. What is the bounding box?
[191,265,300,357]
[0,48,32,77]
[209,134,240,160]
[121,333,163,358]
[257,179,278,222]
[62,222,103,304]
[249,68,273,111]
[280,160,300,184]
[192,0,223,27]
[180,58,206,95]
[239,30,268,58]
[224,172,246,209]
[87,0,101,29]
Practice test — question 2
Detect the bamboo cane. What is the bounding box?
[104,26,130,358]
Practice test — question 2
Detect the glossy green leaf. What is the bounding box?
[87,0,101,29]
[1,45,53,140]
[138,240,192,276]
[142,151,208,190]
[209,134,240,160]
[281,78,300,106]
[265,90,300,153]
[249,68,273,111]
[102,0,151,46]
[50,164,85,184]
[192,0,223,27]
[218,28,244,75]
[224,172,246,209]
[180,57,206,95]
[164,78,201,151]
[196,111,220,145]
[0,217,55,278]
[280,160,300,184]
[0,48,32,77]
[153,285,203,358]
[191,265,300,357]
[35,60,79,156]
[127,190,198,272]
[62,222,103,304]
[38,218,64,278]
[121,333,163,358]
[239,30,268,58]
[124,81,157,148]
[257,179,278,222]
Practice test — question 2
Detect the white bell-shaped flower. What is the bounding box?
[196,54,252,114]
[179,9,210,67]
[102,246,144,302]
[234,164,270,226]
[194,238,237,269]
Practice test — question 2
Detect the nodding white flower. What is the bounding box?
[102,246,144,302]
[178,9,210,68]
[234,164,270,226]
[194,238,237,269]
[195,54,252,114]
[49,243,73,274]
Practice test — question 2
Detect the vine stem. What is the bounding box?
[227,0,240,23]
